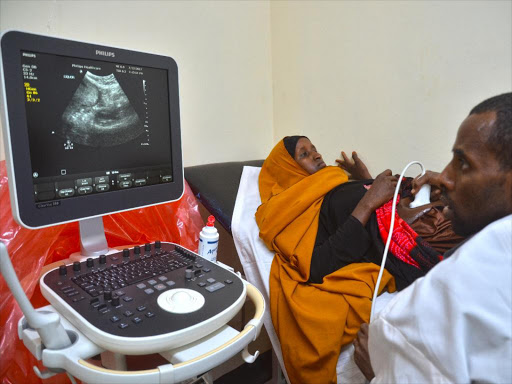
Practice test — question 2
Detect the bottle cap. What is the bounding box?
[207,215,215,227]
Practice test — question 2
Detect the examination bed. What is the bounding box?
[185,162,397,383]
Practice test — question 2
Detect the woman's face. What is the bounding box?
[294,138,326,174]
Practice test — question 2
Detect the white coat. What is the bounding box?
[369,214,512,383]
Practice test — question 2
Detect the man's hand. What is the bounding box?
[354,323,375,382]
[336,151,372,180]
[411,170,442,202]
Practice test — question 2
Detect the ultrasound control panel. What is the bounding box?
[40,242,246,354]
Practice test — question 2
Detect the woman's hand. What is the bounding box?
[336,151,372,180]
[412,170,442,202]
[351,170,398,226]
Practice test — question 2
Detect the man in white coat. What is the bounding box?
[354,92,512,383]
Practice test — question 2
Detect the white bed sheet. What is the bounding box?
[232,166,396,383]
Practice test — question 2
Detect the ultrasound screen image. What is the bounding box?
[21,51,172,183]
[61,72,143,147]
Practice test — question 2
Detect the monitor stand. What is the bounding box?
[69,216,110,263]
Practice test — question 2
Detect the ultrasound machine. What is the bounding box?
[0,31,264,383]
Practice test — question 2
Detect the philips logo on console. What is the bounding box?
[95,50,115,58]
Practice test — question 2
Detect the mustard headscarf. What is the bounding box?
[256,139,395,384]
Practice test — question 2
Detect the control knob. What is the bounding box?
[123,248,130,258]
[185,269,194,279]
[99,254,107,264]
[59,265,67,275]
[73,261,81,271]
[86,258,94,268]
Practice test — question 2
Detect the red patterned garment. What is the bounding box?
[375,195,443,273]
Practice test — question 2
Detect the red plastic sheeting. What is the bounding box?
[0,161,204,384]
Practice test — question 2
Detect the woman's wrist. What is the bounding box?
[351,199,374,226]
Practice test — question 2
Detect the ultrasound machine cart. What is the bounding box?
[1,241,265,383]
[0,31,265,383]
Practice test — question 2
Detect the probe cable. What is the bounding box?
[369,161,426,322]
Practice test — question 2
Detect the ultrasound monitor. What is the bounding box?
[0,31,183,247]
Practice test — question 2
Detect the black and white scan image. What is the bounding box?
[23,51,171,179]
[61,72,143,147]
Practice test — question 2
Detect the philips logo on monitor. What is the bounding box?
[95,50,115,58]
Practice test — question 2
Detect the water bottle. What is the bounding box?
[198,215,219,263]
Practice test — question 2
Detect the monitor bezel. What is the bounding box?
[0,31,184,229]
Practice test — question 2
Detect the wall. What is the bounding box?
[0,0,274,166]
[1,0,511,175]
[270,0,512,177]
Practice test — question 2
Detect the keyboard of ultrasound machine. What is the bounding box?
[41,242,245,338]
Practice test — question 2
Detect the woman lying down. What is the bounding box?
[255,136,464,384]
